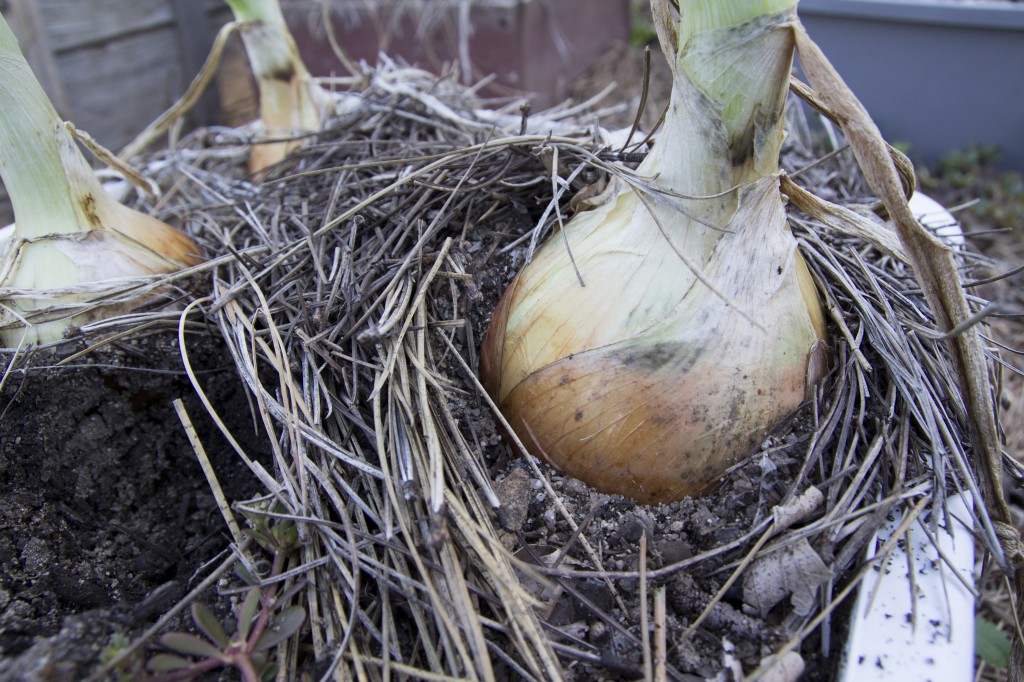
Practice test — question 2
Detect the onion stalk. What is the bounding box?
[0,14,201,348]
[224,0,329,173]
[480,0,827,504]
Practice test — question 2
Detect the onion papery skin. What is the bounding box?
[0,14,202,347]
[480,1,829,503]
[481,177,827,504]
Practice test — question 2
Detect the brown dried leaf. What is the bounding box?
[493,467,533,551]
[742,537,830,616]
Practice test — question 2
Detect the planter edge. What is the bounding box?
[800,0,1024,30]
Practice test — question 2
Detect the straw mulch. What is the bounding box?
[61,58,1013,680]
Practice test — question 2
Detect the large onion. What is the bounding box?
[480,0,828,504]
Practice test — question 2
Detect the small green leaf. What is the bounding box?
[99,633,133,666]
[274,523,299,550]
[237,587,263,641]
[246,527,277,553]
[256,657,278,681]
[191,602,229,648]
[160,632,224,659]
[234,561,258,586]
[254,606,306,651]
[147,653,194,673]
[976,615,1011,669]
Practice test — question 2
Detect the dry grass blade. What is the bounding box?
[119,20,243,161]
[174,398,247,547]
[34,51,1006,680]
[128,64,615,680]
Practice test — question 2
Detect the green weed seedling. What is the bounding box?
[147,508,304,681]
[146,591,305,682]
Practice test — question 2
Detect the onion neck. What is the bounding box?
[641,0,797,197]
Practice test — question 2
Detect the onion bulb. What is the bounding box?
[0,14,201,347]
[480,0,828,504]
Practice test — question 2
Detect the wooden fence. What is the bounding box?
[0,0,629,222]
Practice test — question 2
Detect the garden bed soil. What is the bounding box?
[0,333,266,680]
[0,314,822,682]
[0,167,831,682]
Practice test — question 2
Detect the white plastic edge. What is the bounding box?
[910,190,965,247]
[839,491,975,680]
[839,192,976,682]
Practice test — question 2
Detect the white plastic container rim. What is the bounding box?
[838,193,976,682]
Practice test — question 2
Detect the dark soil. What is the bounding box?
[0,332,266,680]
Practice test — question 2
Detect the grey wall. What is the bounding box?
[799,0,1024,170]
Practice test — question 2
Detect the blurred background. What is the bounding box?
[2,0,1021,168]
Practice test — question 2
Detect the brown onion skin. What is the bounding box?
[481,257,824,505]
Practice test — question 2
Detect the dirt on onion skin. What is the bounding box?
[0,332,265,681]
